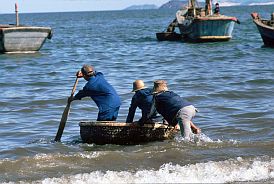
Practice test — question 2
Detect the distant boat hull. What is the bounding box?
[251,13,274,47]
[0,25,52,53]
[79,121,178,145]
[178,16,236,42]
[156,32,183,41]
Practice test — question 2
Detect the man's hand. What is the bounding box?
[67,96,74,103]
[76,71,83,78]
[174,124,180,130]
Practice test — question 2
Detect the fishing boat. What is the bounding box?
[176,0,239,42]
[251,12,274,47]
[79,121,179,145]
[0,3,52,54]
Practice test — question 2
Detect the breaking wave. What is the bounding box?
[5,156,272,184]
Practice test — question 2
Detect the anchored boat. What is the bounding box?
[251,12,274,47]
[0,3,52,53]
[156,18,183,41]
[176,0,239,42]
[0,25,52,53]
[79,121,179,145]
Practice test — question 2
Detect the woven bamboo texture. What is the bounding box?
[79,121,178,145]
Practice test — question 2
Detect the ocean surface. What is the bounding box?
[0,5,273,184]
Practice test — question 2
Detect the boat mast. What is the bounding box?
[206,0,212,15]
[15,3,19,26]
[191,0,196,16]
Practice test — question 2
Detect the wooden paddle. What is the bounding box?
[54,77,79,142]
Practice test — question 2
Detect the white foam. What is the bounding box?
[33,152,104,160]
[174,133,239,145]
[37,157,273,184]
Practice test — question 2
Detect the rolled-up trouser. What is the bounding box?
[176,105,196,140]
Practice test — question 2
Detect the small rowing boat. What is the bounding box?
[251,12,274,47]
[0,3,52,54]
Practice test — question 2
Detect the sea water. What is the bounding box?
[0,5,273,183]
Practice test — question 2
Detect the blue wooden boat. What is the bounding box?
[251,12,274,47]
[176,0,239,42]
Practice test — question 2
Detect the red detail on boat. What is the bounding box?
[196,17,238,22]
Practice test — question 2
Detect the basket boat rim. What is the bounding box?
[79,121,173,129]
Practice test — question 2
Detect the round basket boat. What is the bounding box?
[79,121,178,145]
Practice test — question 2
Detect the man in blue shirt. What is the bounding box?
[126,80,158,125]
[69,65,121,121]
[150,80,201,141]
[214,3,220,15]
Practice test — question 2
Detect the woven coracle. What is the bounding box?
[79,121,178,145]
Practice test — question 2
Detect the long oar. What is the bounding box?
[54,77,79,142]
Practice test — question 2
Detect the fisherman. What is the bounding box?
[68,64,121,121]
[214,2,220,15]
[149,80,201,141]
[126,80,158,125]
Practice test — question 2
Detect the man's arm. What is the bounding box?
[147,96,156,120]
[126,96,138,123]
[67,71,84,103]
[190,121,201,134]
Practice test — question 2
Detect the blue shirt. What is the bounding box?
[74,72,121,113]
[126,88,157,123]
[154,91,192,126]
